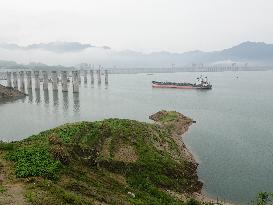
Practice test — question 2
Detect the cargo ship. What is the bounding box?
[152,76,212,89]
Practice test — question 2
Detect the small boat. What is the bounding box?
[152,75,212,89]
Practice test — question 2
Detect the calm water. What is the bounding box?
[0,71,273,204]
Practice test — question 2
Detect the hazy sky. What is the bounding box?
[0,0,273,52]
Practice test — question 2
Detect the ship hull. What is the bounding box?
[152,83,212,89]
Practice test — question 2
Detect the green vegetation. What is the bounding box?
[6,147,61,179]
[252,192,273,205]
[158,111,180,122]
[0,141,14,151]
[0,118,205,205]
[0,185,6,194]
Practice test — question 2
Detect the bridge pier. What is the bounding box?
[105,70,108,84]
[84,70,87,83]
[97,69,101,84]
[26,71,32,90]
[72,71,79,93]
[78,70,81,84]
[19,71,25,91]
[12,72,18,90]
[61,71,68,92]
[42,71,49,90]
[34,71,40,90]
[6,72,12,88]
[51,71,58,91]
[90,70,94,84]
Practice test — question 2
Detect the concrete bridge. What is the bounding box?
[106,66,272,74]
[0,70,109,97]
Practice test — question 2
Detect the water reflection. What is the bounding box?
[35,89,40,104]
[28,89,33,103]
[44,90,49,106]
[63,92,69,114]
[73,93,80,113]
[20,96,26,103]
[25,88,82,115]
[52,90,59,107]
[20,84,25,93]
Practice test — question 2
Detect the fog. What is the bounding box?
[1,0,273,53]
[1,0,273,67]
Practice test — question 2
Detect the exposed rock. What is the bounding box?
[114,144,138,163]
[0,84,26,99]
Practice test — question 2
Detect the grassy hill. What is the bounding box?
[0,111,207,205]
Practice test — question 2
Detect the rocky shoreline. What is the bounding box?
[0,84,26,99]
[149,110,197,164]
[149,110,233,205]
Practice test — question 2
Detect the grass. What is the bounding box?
[0,141,15,151]
[159,111,179,122]
[0,118,204,205]
[0,185,6,194]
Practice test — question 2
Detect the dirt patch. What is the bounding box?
[0,158,27,205]
[101,138,111,159]
[114,145,138,163]
[0,183,27,205]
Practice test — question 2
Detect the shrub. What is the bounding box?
[50,145,70,165]
[252,192,273,205]
[48,134,63,145]
[185,198,201,205]
[6,147,61,179]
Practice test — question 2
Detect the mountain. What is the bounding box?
[147,41,273,66]
[113,41,273,66]
[220,41,273,61]
[0,42,109,53]
[0,41,273,67]
[26,42,94,52]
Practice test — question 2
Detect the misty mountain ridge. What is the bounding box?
[113,41,273,66]
[0,42,111,53]
[0,41,273,67]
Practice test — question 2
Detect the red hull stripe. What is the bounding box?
[152,84,207,89]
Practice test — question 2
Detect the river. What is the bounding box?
[0,70,273,204]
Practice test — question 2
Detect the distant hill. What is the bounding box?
[220,41,273,61]
[112,41,273,66]
[26,42,94,52]
[145,41,273,66]
[0,42,110,53]
[0,41,273,67]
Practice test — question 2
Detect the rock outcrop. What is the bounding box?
[0,84,26,99]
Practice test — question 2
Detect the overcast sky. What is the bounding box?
[0,0,272,53]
